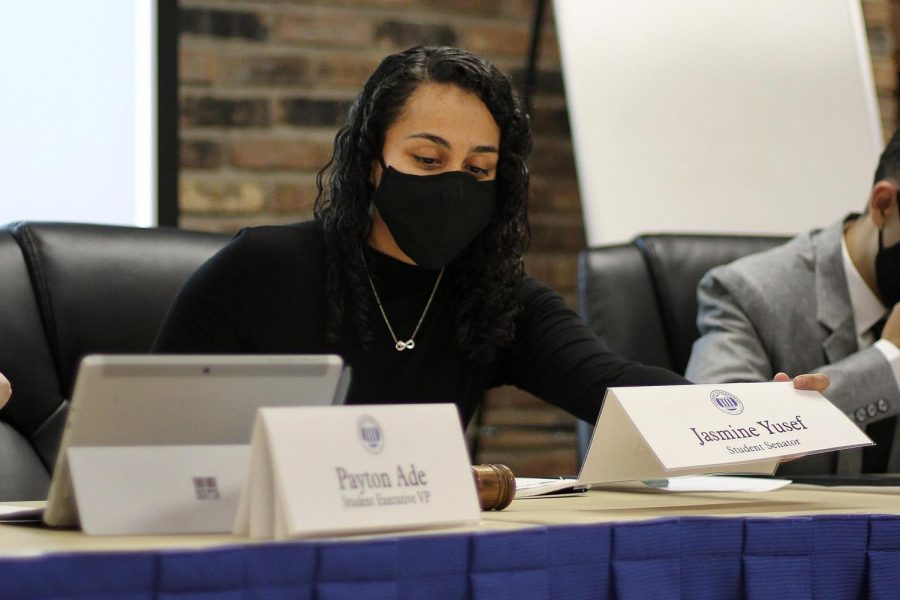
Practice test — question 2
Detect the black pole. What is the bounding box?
[157,0,179,227]
[522,0,547,115]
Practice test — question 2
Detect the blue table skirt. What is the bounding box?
[2,514,899,599]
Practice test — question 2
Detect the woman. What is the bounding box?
[153,46,825,426]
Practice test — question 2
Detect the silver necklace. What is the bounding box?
[362,254,445,352]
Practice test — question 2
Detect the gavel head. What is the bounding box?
[471,463,516,511]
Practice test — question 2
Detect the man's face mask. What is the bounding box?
[372,166,497,270]
[875,194,900,306]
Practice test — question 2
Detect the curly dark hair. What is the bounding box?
[314,46,532,364]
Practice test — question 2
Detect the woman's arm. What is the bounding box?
[497,279,830,425]
[498,278,688,424]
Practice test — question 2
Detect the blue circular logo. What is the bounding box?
[358,415,384,454]
[710,390,744,415]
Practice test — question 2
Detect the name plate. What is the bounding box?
[234,404,480,539]
[578,382,872,484]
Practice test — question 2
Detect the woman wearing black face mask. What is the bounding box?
[153,46,826,427]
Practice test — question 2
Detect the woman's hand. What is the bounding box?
[0,372,10,409]
[774,371,829,392]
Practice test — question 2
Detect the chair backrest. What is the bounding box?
[0,229,63,499]
[575,233,790,462]
[9,222,231,393]
[0,222,231,500]
[578,233,789,373]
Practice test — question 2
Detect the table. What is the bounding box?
[3,484,900,599]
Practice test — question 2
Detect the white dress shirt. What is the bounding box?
[841,232,900,388]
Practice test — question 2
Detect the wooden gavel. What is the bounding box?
[471,464,516,511]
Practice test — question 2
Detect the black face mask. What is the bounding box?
[372,166,497,270]
[875,219,900,307]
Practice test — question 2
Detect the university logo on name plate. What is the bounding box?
[710,389,743,415]
[358,415,384,454]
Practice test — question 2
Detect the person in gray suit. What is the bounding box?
[686,130,900,475]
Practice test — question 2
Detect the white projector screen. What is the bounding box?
[0,1,156,227]
[555,0,883,245]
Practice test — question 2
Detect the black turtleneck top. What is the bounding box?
[152,221,686,425]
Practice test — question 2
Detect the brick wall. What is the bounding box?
[179,0,897,476]
[869,0,896,136]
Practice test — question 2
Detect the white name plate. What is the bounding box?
[578,382,873,484]
[234,404,480,539]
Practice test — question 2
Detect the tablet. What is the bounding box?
[43,354,348,531]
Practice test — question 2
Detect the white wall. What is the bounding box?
[555,0,882,245]
[0,1,156,227]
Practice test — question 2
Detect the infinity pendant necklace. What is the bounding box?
[363,254,445,352]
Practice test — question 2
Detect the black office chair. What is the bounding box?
[0,222,231,500]
[575,233,789,463]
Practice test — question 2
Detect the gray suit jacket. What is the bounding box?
[685,219,900,474]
